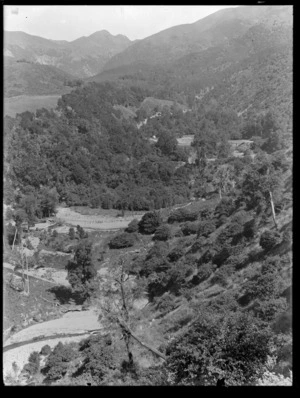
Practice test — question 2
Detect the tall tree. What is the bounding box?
[66,241,97,303]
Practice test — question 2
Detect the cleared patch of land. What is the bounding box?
[55,206,144,230]
[4,95,62,117]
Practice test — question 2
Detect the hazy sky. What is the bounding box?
[4,5,239,41]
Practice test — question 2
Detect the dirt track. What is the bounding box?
[3,308,102,377]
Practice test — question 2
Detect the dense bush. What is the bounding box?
[212,246,231,267]
[166,311,271,385]
[251,297,288,322]
[197,220,216,238]
[138,211,162,234]
[23,351,40,376]
[196,263,215,283]
[243,218,257,239]
[214,197,235,218]
[210,264,235,287]
[40,345,52,356]
[155,293,177,313]
[261,256,281,274]
[259,230,282,251]
[226,253,248,270]
[109,232,136,249]
[140,241,170,278]
[76,225,88,239]
[215,214,227,228]
[77,334,116,384]
[68,227,76,240]
[153,224,171,241]
[243,268,283,302]
[181,221,199,236]
[199,248,217,266]
[125,219,139,233]
[168,246,185,262]
[43,342,77,381]
[199,208,214,220]
[168,208,198,224]
[217,221,244,246]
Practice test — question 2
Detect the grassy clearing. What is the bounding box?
[4,95,62,117]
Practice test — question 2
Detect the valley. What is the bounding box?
[3,5,292,387]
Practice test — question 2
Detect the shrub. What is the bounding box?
[261,256,281,274]
[174,228,184,237]
[197,263,215,283]
[226,253,248,270]
[52,230,58,238]
[214,197,235,218]
[259,230,282,251]
[125,219,139,233]
[68,227,75,240]
[243,218,257,239]
[200,208,214,220]
[76,225,88,239]
[168,247,184,262]
[244,270,282,302]
[138,211,162,234]
[199,248,217,265]
[181,221,199,236]
[252,297,288,322]
[140,242,170,278]
[43,342,76,381]
[168,208,198,224]
[109,232,136,249]
[272,309,292,334]
[212,246,231,267]
[23,351,40,376]
[197,220,216,238]
[40,345,52,356]
[215,214,227,228]
[155,293,177,313]
[210,264,235,287]
[77,334,116,384]
[153,224,171,241]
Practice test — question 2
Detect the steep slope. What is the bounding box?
[102,5,291,71]
[91,6,292,130]
[4,30,132,78]
[4,58,75,97]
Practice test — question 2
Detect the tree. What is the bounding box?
[138,211,162,234]
[65,241,97,303]
[155,130,178,157]
[125,219,139,233]
[99,256,166,371]
[153,224,171,241]
[109,232,136,249]
[259,230,282,251]
[39,187,58,218]
[19,194,38,225]
[239,154,283,229]
[212,164,235,200]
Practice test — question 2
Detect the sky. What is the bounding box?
[4,5,239,42]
